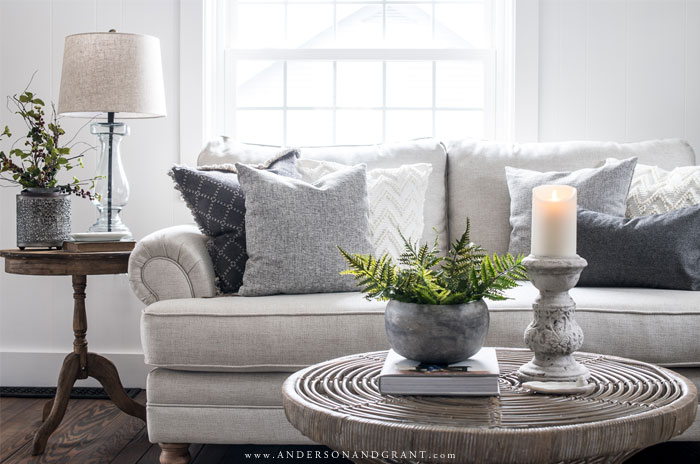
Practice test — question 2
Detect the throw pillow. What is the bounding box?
[623,161,700,217]
[296,159,432,260]
[505,157,638,256]
[169,149,300,293]
[236,163,373,296]
[577,206,700,290]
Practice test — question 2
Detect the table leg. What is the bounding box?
[88,352,146,422]
[32,274,145,455]
[32,353,80,455]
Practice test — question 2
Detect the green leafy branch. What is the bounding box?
[0,80,101,200]
[339,218,527,305]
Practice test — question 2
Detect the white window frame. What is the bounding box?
[179,0,539,166]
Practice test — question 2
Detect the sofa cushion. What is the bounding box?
[198,137,449,253]
[141,293,387,372]
[296,159,432,259]
[445,138,697,256]
[487,283,700,367]
[505,157,637,256]
[625,162,700,217]
[169,149,300,293]
[142,285,700,372]
[577,206,700,290]
[236,163,373,296]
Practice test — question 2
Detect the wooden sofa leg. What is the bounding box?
[159,443,191,464]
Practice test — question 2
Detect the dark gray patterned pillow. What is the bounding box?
[169,149,300,293]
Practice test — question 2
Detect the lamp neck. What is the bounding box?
[107,111,115,125]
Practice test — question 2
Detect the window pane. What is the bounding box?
[236,61,283,108]
[287,62,334,107]
[336,110,383,145]
[235,110,283,145]
[435,3,486,48]
[435,110,484,139]
[386,62,433,108]
[336,61,383,108]
[336,4,383,48]
[384,4,433,48]
[287,4,334,48]
[385,110,432,142]
[235,4,285,48]
[287,110,334,146]
[435,61,484,108]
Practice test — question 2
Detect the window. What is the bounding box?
[219,0,497,146]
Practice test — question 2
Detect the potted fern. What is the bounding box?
[339,219,527,364]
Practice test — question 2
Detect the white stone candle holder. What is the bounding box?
[517,255,591,382]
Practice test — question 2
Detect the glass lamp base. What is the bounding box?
[88,208,132,239]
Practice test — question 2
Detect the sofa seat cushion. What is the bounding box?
[141,293,388,372]
[142,286,700,372]
[487,283,700,367]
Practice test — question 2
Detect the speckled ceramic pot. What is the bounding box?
[16,188,71,249]
[385,299,489,364]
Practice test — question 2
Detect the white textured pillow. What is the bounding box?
[297,159,432,260]
[624,161,700,217]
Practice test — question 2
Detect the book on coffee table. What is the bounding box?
[378,347,500,396]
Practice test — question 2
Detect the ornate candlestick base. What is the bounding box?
[517,255,591,382]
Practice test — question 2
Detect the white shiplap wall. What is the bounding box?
[0,0,181,387]
[538,0,700,158]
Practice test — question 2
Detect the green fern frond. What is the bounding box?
[338,218,528,305]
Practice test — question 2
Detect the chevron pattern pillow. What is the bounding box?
[297,159,432,260]
[625,162,700,217]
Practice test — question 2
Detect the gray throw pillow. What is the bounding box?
[505,157,638,256]
[577,206,700,290]
[169,149,300,293]
[236,163,373,296]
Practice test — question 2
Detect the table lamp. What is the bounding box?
[58,30,166,238]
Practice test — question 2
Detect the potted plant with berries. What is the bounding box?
[0,87,100,249]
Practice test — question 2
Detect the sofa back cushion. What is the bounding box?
[445,138,696,256]
[198,138,449,253]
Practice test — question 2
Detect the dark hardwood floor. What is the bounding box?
[1,394,698,463]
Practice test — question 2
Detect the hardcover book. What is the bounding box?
[378,347,500,396]
[63,241,135,253]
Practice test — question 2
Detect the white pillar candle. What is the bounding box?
[531,185,577,257]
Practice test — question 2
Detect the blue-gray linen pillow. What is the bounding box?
[169,149,300,293]
[236,163,373,296]
[577,206,700,290]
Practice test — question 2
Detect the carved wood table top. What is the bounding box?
[0,248,144,456]
[283,349,698,464]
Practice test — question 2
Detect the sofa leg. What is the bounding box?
[159,443,191,464]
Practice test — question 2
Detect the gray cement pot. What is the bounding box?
[385,299,489,364]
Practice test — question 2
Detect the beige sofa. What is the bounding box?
[128,137,700,462]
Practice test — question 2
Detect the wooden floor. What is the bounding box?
[1,395,699,463]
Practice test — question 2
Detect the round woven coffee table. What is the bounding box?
[282,349,697,464]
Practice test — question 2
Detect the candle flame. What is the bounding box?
[551,190,559,201]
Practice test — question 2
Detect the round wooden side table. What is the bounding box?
[0,249,145,456]
[282,349,698,464]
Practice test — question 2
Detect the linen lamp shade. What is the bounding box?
[58,32,166,118]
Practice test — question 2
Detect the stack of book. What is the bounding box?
[378,347,500,396]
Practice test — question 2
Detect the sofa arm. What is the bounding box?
[128,225,217,305]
